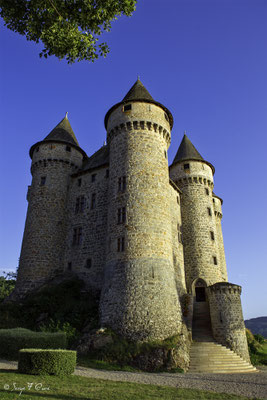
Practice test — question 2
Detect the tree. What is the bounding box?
[0,271,17,302]
[0,0,136,63]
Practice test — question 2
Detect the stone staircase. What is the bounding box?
[188,302,257,373]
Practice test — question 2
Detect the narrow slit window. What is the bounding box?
[91,174,96,182]
[68,262,72,271]
[106,169,109,178]
[78,178,82,187]
[85,259,92,269]
[91,193,96,209]
[205,188,209,195]
[210,231,215,240]
[207,207,212,216]
[213,256,218,265]
[40,176,46,186]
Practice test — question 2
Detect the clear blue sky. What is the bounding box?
[0,0,266,319]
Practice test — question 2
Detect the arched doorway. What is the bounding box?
[192,279,213,341]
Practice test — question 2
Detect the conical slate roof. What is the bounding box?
[29,114,87,159]
[82,144,109,172]
[171,134,215,173]
[104,78,173,129]
[122,78,155,102]
[43,114,79,146]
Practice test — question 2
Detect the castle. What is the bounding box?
[14,79,253,371]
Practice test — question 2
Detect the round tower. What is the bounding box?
[15,115,86,297]
[100,79,183,341]
[169,135,227,292]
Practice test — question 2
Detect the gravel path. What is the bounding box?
[1,359,266,399]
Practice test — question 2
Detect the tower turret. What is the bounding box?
[170,134,227,292]
[100,79,183,341]
[15,115,86,296]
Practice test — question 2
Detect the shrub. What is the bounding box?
[18,349,76,376]
[39,319,78,346]
[0,328,67,359]
[254,334,265,344]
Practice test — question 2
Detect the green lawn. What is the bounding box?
[0,370,259,400]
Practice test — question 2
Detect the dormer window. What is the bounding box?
[123,104,132,112]
[184,163,190,170]
[66,145,71,152]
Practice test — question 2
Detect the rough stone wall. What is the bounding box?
[170,161,226,291]
[169,184,186,296]
[212,195,228,281]
[207,282,250,362]
[16,142,83,296]
[64,164,109,292]
[100,101,183,341]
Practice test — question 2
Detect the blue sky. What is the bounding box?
[0,0,266,319]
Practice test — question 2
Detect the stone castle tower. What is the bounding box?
[14,79,254,371]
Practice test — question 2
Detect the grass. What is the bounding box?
[0,369,259,400]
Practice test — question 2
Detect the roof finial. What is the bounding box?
[137,74,140,81]
[184,130,187,136]
[65,112,68,119]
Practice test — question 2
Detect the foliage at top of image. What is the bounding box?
[0,0,137,63]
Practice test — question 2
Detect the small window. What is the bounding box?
[207,207,212,216]
[106,169,109,178]
[184,163,190,170]
[213,256,218,265]
[177,196,180,205]
[118,176,126,192]
[164,112,169,122]
[177,223,182,243]
[123,104,132,112]
[67,262,72,271]
[40,176,46,186]
[164,150,167,159]
[85,259,92,269]
[66,145,71,152]
[72,227,82,246]
[36,147,39,153]
[91,193,96,209]
[210,231,215,240]
[118,207,126,224]
[78,178,82,187]
[213,198,215,203]
[75,195,85,214]
[91,174,96,182]
[205,188,209,195]
[117,237,125,252]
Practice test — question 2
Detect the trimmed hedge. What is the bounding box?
[18,349,77,376]
[0,328,67,359]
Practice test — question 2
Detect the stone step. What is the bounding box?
[188,340,257,374]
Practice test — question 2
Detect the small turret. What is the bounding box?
[15,115,86,297]
[100,79,183,341]
[170,134,226,292]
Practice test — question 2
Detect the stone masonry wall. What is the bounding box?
[16,142,83,296]
[212,195,228,281]
[100,101,184,341]
[207,282,250,362]
[170,161,226,291]
[64,163,109,292]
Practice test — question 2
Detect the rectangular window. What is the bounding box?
[75,195,85,213]
[40,176,46,186]
[123,104,132,112]
[177,196,180,205]
[207,207,212,216]
[184,163,190,170]
[118,207,126,224]
[213,256,218,265]
[210,231,215,240]
[106,169,109,178]
[118,176,126,192]
[85,258,92,269]
[91,193,96,209]
[177,223,182,243]
[78,178,82,187]
[91,174,96,182]
[117,237,125,252]
[205,188,209,195]
[66,145,71,152]
[67,262,72,271]
[72,227,82,246]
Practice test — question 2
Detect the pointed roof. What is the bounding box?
[171,134,215,173]
[29,114,87,159]
[82,144,109,172]
[43,114,79,146]
[104,78,173,129]
[122,78,155,102]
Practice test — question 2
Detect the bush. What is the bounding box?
[18,349,76,376]
[39,319,78,346]
[0,328,67,359]
[254,334,265,344]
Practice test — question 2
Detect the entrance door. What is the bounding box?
[195,287,206,302]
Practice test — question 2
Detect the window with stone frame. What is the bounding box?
[210,231,215,241]
[205,188,209,195]
[75,195,86,214]
[40,176,46,186]
[118,176,126,192]
[117,237,125,252]
[117,207,126,224]
[72,227,82,246]
[213,256,218,265]
[207,207,212,216]
[91,193,96,209]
